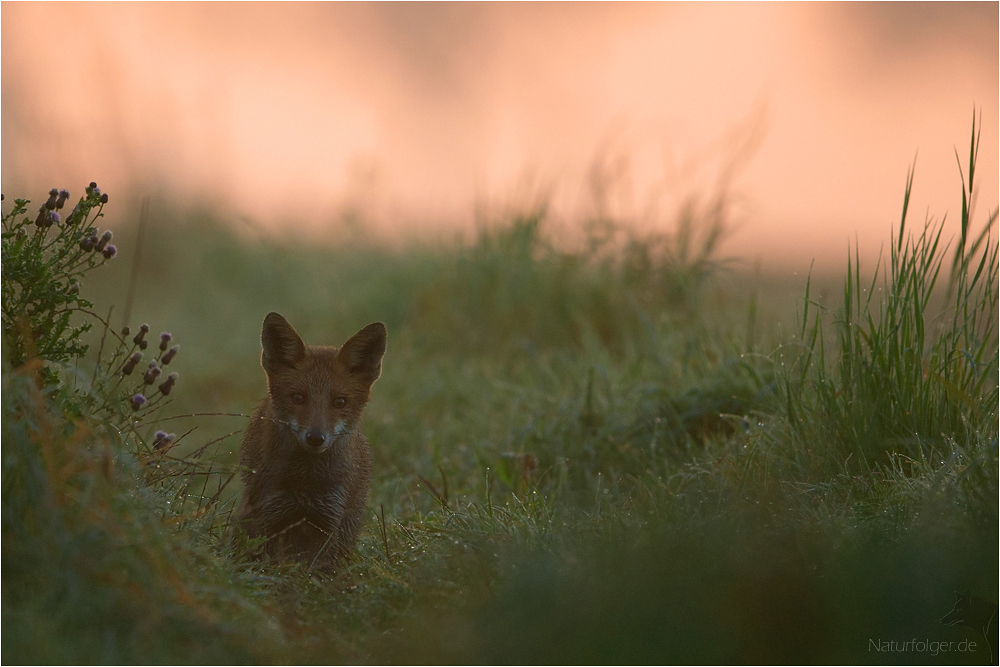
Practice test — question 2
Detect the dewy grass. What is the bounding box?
[787,119,998,472]
[3,121,997,663]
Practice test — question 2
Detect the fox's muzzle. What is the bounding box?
[288,418,349,454]
[304,431,327,451]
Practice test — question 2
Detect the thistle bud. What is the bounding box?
[159,332,172,351]
[153,431,176,451]
[79,235,97,251]
[56,190,70,209]
[102,244,117,259]
[66,202,83,225]
[161,344,179,365]
[130,394,147,411]
[35,208,53,228]
[95,230,113,251]
[89,182,98,190]
[122,351,142,375]
[133,324,149,346]
[100,193,109,204]
[139,340,148,350]
[44,188,59,210]
[67,282,80,296]
[158,372,178,396]
[143,363,162,385]
[121,326,131,337]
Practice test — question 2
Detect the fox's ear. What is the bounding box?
[339,322,387,384]
[261,312,306,373]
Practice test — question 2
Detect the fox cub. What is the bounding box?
[235,312,386,564]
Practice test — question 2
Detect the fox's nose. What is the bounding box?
[305,432,326,449]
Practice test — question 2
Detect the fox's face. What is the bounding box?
[260,312,386,455]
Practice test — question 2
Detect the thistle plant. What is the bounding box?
[2,183,117,384]
[1,183,182,460]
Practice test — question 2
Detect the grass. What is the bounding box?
[2,124,997,664]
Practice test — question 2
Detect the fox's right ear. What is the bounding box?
[261,312,306,373]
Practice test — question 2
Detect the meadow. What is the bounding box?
[2,126,997,664]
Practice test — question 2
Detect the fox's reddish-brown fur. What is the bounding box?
[234,312,386,565]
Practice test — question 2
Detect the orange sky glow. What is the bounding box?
[2,2,997,271]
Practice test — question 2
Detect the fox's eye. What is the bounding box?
[333,397,346,408]
[291,392,306,405]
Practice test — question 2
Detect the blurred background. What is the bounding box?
[2,2,997,272]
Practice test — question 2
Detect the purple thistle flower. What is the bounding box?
[159,332,172,351]
[102,244,117,259]
[153,431,176,451]
[130,394,147,411]
[50,212,60,225]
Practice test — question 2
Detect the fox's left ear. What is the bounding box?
[339,322,387,384]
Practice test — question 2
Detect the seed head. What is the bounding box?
[161,344,179,364]
[56,190,70,209]
[102,244,117,259]
[130,394,147,411]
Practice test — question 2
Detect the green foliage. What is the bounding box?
[1,186,115,384]
[784,120,998,470]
